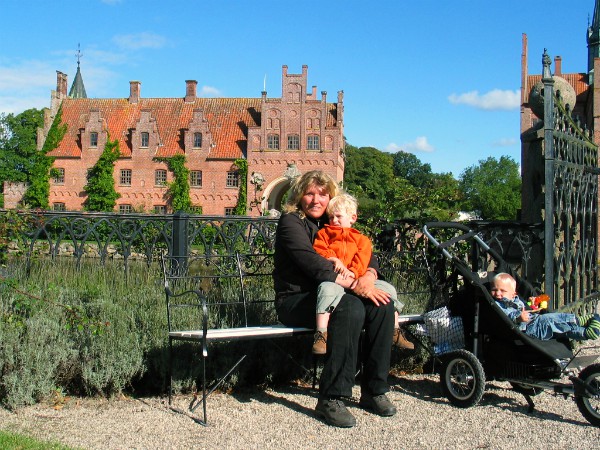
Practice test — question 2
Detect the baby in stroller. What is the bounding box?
[491,272,600,341]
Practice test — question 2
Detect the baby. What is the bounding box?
[491,272,600,341]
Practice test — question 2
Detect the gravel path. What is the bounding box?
[1,374,599,449]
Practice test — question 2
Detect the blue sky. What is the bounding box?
[0,0,596,177]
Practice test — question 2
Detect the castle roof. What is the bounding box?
[50,97,262,159]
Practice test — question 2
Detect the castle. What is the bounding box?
[3,64,345,215]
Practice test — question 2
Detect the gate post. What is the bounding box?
[542,49,556,306]
[171,210,189,260]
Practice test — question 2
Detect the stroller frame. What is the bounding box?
[422,222,600,427]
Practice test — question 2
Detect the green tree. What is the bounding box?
[21,108,66,209]
[0,109,45,189]
[344,145,461,230]
[392,151,433,189]
[83,138,121,211]
[459,156,521,220]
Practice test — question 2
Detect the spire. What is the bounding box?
[587,0,600,83]
[68,44,87,99]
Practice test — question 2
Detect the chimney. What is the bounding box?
[554,56,562,76]
[129,81,141,104]
[282,65,288,76]
[311,86,317,98]
[56,71,67,97]
[185,80,197,102]
[321,91,327,103]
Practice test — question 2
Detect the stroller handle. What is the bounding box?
[423,222,493,261]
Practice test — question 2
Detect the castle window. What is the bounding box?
[155,169,167,186]
[226,171,239,188]
[120,169,132,186]
[119,204,132,213]
[193,132,202,148]
[267,134,280,150]
[190,170,203,187]
[307,135,320,150]
[154,205,167,214]
[53,202,66,211]
[224,207,235,216]
[53,168,65,184]
[90,132,98,147]
[141,132,149,148]
[287,134,300,150]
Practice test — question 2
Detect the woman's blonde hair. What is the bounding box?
[283,170,340,216]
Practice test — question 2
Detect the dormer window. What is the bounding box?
[141,132,149,148]
[193,132,202,148]
[90,132,98,147]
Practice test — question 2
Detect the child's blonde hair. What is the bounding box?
[493,272,516,291]
[327,192,358,216]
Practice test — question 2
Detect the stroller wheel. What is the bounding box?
[575,363,600,427]
[440,349,485,408]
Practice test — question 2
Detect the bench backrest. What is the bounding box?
[162,253,276,332]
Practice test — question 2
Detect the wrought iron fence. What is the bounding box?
[2,206,593,313]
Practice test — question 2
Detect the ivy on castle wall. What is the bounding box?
[22,106,67,209]
[233,158,247,215]
[154,155,192,212]
[83,138,121,212]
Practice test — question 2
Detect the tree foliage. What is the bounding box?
[21,108,66,209]
[83,138,121,211]
[233,158,248,215]
[458,156,521,220]
[343,145,461,232]
[0,109,45,189]
[154,154,192,213]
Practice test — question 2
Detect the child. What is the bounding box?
[311,193,414,354]
[491,272,600,341]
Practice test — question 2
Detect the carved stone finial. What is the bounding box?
[542,48,552,79]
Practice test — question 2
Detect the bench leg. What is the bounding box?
[189,354,248,423]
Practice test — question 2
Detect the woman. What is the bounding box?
[273,170,397,428]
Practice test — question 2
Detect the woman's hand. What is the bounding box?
[352,271,391,306]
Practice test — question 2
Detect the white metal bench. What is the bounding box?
[162,252,313,425]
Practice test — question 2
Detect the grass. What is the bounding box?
[0,430,76,450]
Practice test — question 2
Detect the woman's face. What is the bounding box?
[300,183,330,220]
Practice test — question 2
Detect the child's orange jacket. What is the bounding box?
[313,224,372,278]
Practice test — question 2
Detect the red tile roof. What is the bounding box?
[51,97,262,159]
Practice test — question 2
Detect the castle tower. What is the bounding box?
[587,0,600,84]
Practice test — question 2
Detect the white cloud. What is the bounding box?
[448,89,520,110]
[199,86,223,97]
[491,137,517,147]
[112,32,167,50]
[0,96,50,115]
[386,136,434,153]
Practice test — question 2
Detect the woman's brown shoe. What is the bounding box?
[392,328,414,350]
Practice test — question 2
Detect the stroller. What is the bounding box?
[421,222,600,427]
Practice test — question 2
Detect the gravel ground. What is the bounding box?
[1,373,599,450]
